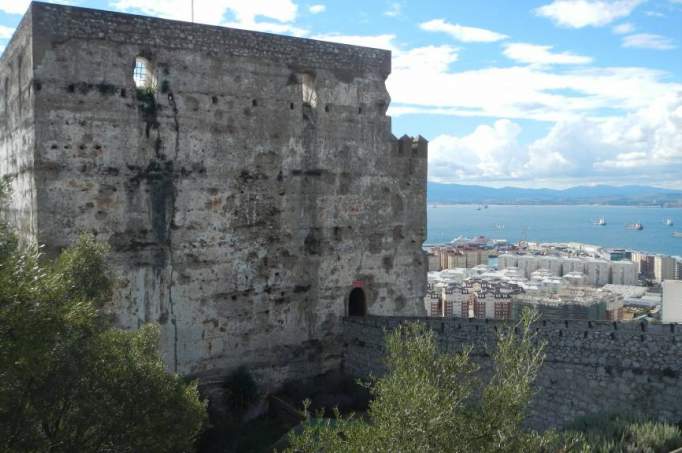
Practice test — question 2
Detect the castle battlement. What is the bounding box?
[344,316,682,430]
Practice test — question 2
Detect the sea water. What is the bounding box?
[427,205,682,256]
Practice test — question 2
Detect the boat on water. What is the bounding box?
[674,231,682,238]
[594,217,607,226]
[625,223,644,230]
[666,218,674,226]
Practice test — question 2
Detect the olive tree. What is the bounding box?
[286,310,583,453]
[0,190,206,453]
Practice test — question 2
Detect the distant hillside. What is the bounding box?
[427,183,682,206]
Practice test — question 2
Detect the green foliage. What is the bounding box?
[567,413,682,452]
[136,86,158,116]
[53,235,112,306]
[285,309,576,453]
[0,225,207,452]
[223,366,260,413]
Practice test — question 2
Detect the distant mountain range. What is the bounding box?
[427,183,682,207]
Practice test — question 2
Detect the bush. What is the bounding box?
[284,309,572,453]
[0,225,207,452]
[568,413,682,452]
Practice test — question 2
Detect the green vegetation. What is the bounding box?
[0,182,206,453]
[284,310,576,452]
[568,413,682,452]
[136,86,158,116]
[284,311,682,453]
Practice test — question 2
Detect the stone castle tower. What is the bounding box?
[0,2,427,387]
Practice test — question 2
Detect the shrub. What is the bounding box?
[568,413,682,452]
[284,309,571,453]
[0,224,207,452]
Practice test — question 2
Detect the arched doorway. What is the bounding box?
[348,287,367,317]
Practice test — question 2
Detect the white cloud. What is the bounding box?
[388,55,679,123]
[419,19,508,43]
[380,31,682,186]
[312,33,397,50]
[612,22,635,34]
[428,120,528,182]
[308,4,325,14]
[535,0,645,28]
[112,0,298,26]
[622,33,676,50]
[393,45,459,73]
[503,43,593,65]
[0,25,14,39]
[427,93,682,186]
[0,0,74,15]
[0,0,30,15]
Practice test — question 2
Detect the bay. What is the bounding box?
[427,205,682,256]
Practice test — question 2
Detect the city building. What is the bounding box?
[512,287,624,321]
[631,251,655,278]
[425,278,524,320]
[662,280,682,323]
[431,245,489,270]
[498,254,637,286]
[654,255,677,282]
[426,251,442,272]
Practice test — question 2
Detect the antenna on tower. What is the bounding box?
[191,0,194,23]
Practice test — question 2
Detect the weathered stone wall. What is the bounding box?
[0,3,427,390]
[0,10,36,244]
[344,316,682,430]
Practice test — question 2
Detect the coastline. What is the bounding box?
[428,203,682,208]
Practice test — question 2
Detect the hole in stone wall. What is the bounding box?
[325,104,330,113]
[301,73,318,108]
[252,99,258,107]
[348,287,367,317]
[133,56,157,90]
[290,102,295,110]
[358,106,363,114]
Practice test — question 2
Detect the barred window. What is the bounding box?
[133,57,156,89]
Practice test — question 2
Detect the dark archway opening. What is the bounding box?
[348,288,367,317]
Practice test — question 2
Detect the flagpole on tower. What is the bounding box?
[191,0,194,23]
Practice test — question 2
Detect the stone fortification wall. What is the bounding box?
[0,2,427,390]
[0,10,36,243]
[344,316,682,430]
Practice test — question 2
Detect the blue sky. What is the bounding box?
[1,0,681,189]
